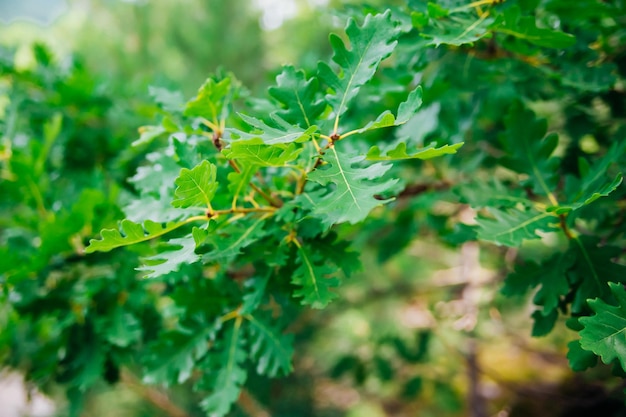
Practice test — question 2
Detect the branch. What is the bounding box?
[120,368,192,417]
[374,181,451,201]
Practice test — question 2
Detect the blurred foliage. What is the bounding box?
[2,0,626,417]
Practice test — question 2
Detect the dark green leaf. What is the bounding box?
[268,65,325,127]
[143,324,216,385]
[246,314,294,377]
[579,283,626,371]
[499,102,560,197]
[306,146,397,227]
[196,321,248,417]
[476,207,557,247]
[493,6,576,49]
[567,339,598,372]
[291,243,340,308]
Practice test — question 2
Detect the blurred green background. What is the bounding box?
[1,1,620,416]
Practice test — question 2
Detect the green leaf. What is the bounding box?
[226,165,257,206]
[455,179,531,209]
[366,141,463,161]
[579,283,626,371]
[184,76,233,121]
[421,14,494,47]
[567,340,598,372]
[557,173,622,214]
[499,102,560,196]
[493,6,576,49]
[557,141,626,213]
[196,321,247,417]
[306,146,397,227]
[101,308,142,348]
[318,11,400,126]
[230,113,318,145]
[137,230,203,278]
[558,63,617,93]
[532,253,576,316]
[570,237,626,314]
[241,275,270,315]
[268,65,325,127]
[531,309,558,337]
[149,86,185,113]
[85,219,191,253]
[476,207,556,247]
[427,2,449,19]
[132,125,167,147]
[199,216,269,264]
[172,160,218,209]
[245,314,294,377]
[129,151,181,197]
[503,251,575,316]
[349,86,423,134]
[143,324,216,385]
[222,142,302,167]
[291,243,340,308]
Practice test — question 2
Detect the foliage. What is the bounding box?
[2,0,626,416]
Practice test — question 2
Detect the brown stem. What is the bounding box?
[228,158,283,208]
[466,339,488,417]
[238,388,272,417]
[212,131,223,151]
[374,181,451,201]
[120,369,191,417]
[559,214,574,240]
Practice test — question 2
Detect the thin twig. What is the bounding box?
[120,369,191,417]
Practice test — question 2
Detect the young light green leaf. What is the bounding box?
[222,142,302,167]
[230,113,318,145]
[366,141,463,161]
[306,146,397,227]
[579,282,626,371]
[185,76,232,121]
[245,314,294,377]
[318,11,401,128]
[85,219,191,253]
[172,160,218,208]
[476,207,557,247]
[132,125,167,147]
[268,65,325,127]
